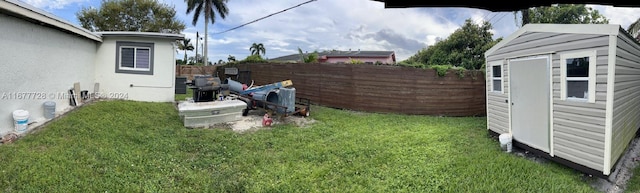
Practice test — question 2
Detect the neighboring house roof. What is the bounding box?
[485,24,628,57]
[270,50,395,62]
[269,53,305,62]
[96,31,184,40]
[0,0,102,42]
[320,50,394,58]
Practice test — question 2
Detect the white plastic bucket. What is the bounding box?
[499,133,513,153]
[13,110,29,134]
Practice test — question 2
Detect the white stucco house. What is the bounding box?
[0,0,184,136]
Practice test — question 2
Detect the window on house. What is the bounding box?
[492,64,502,92]
[115,42,154,75]
[561,51,596,102]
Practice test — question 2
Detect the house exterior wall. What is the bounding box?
[610,31,640,171]
[486,31,610,172]
[324,56,394,64]
[0,13,97,135]
[94,37,176,102]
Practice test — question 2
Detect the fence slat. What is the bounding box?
[202,63,487,116]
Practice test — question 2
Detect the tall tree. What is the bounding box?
[627,18,640,40]
[177,38,195,64]
[522,4,608,24]
[249,43,266,56]
[227,55,236,62]
[185,0,230,66]
[404,19,499,70]
[76,0,185,33]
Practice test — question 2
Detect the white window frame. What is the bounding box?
[560,50,597,103]
[119,46,151,71]
[489,61,503,93]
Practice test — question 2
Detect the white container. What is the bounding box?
[499,133,513,153]
[13,110,29,134]
[43,101,56,119]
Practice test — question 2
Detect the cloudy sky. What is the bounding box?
[19,0,640,62]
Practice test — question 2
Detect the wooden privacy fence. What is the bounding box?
[176,65,217,80]
[216,63,486,116]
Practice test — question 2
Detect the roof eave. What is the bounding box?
[1,0,102,42]
[485,24,621,57]
[96,31,185,40]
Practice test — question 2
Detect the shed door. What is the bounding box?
[510,56,550,153]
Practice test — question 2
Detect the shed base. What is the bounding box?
[488,129,608,179]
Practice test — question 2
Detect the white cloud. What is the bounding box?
[21,0,86,9]
[589,5,640,29]
[21,0,523,62]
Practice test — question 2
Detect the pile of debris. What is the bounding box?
[177,75,310,128]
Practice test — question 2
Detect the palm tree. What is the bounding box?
[249,43,266,56]
[628,18,640,40]
[177,38,194,63]
[185,0,230,66]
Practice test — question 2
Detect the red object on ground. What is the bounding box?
[262,113,273,127]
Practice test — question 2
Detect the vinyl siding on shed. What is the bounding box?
[487,61,508,134]
[486,31,609,172]
[610,31,640,170]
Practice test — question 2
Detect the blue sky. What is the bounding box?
[20,0,640,62]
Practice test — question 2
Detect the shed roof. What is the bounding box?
[485,24,625,57]
[0,0,102,42]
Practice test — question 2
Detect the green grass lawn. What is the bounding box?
[0,100,603,192]
[628,158,640,192]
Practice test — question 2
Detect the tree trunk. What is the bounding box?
[184,50,187,63]
[204,1,209,66]
[521,8,530,26]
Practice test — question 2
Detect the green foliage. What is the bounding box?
[177,38,194,62]
[298,47,319,63]
[227,55,236,62]
[188,54,204,65]
[175,59,187,65]
[348,58,364,64]
[185,0,229,26]
[456,67,466,78]
[430,65,453,77]
[249,43,266,56]
[0,101,599,192]
[185,0,230,66]
[76,0,185,33]
[397,61,426,69]
[524,4,609,24]
[239,54,267,63]
[374,61,384,65]
[629,167,640,192]
[404,19,499,70]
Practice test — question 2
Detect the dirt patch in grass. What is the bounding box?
[595,135,640,193]
[210,108,316,133]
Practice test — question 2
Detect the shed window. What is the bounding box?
[560,51,596,103]
[491,64,502,92]
[115,41,154,75]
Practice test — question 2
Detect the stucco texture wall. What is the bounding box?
[0,13,97,135]
[94,37,176,102]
